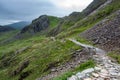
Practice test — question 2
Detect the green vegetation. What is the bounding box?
[0,30,18,42]
[48,16,60,28]
[56,21,98,39]
[108,50,120,64]
[0,36,81,80]
[52,60,95,80]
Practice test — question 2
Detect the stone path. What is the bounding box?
[37,39,120,80]
[68,39,120,80]
[68,53,120,80]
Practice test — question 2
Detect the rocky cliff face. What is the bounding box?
[81,10,120,51]
[20,15,50,34]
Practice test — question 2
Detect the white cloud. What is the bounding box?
[0,19,20,25]
[50,0,93,11]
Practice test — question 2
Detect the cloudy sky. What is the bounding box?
[0,0,93,25]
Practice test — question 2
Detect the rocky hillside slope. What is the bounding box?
[81,10,120,51]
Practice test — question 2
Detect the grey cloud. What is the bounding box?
[0,0,91,25]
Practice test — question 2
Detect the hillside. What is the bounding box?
[0,0,120,80]
[81,10,120,51]
[48,0,108,36]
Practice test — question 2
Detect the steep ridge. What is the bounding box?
[82,0,107,16]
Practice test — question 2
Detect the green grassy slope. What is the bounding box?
[0,30,18,42]
[0,35,82,80]
[48,16,60,28]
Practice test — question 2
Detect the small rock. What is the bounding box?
[68,75,78,80]
[94,66,102,71]
[51,69,56,72]
[103,78,110,80]
[81,68,94,74]
[118,73,120,76]
[83,78,92,80]
[92,73,99,77]
[76,72,86,79]
[110,72,118,76]
[97,77,104,80]
[101,69,108,74]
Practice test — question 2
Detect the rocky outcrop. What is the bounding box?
[81,10,120,51]
[20,15,50,34]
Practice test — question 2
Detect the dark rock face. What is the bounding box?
[83,0,107,16]
[20,15,50,34]
[81,10,120,51]
[0,26,15,32]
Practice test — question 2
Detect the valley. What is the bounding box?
[0,0,120,80]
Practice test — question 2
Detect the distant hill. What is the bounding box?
[6,21,30,30]
[0,25,15,32]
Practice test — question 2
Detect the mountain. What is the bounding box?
[0,25,15,32]
[19,15,60,35]
[6,21,30,30]
[0,0,120,80]
[48,0,108,36]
